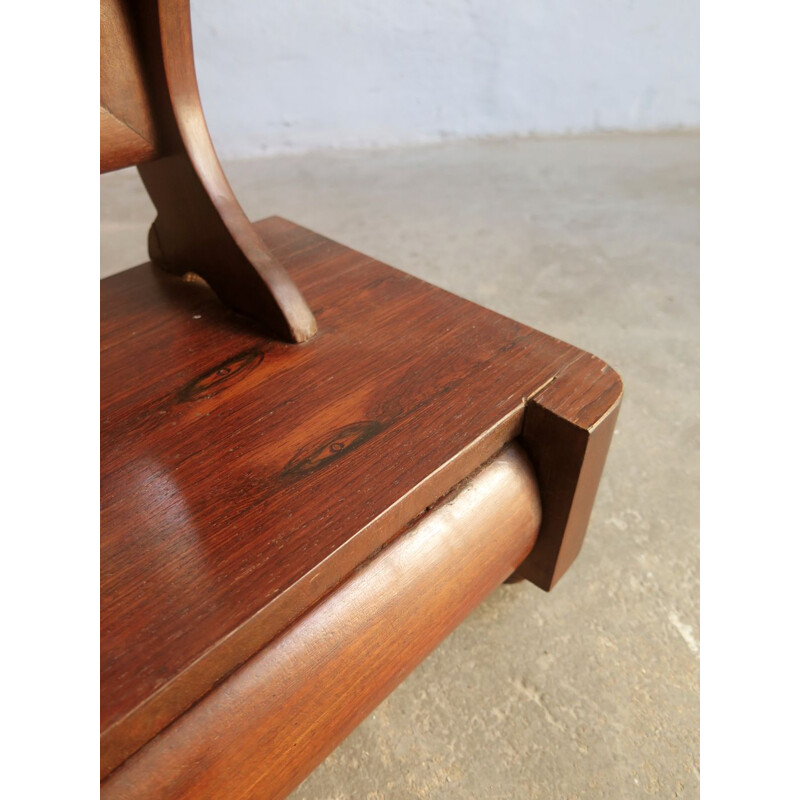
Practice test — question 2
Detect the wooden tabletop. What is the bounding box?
[101,216,616,774]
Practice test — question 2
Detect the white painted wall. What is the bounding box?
[192,0,698,159]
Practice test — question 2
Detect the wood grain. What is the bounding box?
[133,0,317,342]
[100,3,622,791]
[101,445,541,800]
[100,216,622,776]
[100,0,158,172]
[519,355,622,589]
[100,106,158,173]
[99,0,316,341]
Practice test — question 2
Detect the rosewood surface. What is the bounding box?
[102,445,541,799]
[100,216,622,776]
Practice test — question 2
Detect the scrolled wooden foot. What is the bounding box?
[101,0,317,342]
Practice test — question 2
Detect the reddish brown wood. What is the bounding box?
[518,357,622,589]
[101,445,541,800]
[100,216,621,778]
[100,4,622,794]
[100,0,316,342]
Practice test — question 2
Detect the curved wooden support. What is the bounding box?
[130,0,317,343]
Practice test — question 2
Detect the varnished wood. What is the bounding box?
[100,107,158,173]
[100,0,159,172]
[134,0,317,342]
[100,0,316,342]
[100,3,623,793]
[100,216,622,777]
[101,445,541,800]
[519,366,621,589]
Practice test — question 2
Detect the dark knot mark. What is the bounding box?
[176,348,264,403]
[282,420,386,479]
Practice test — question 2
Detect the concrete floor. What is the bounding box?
[101,132,699,798]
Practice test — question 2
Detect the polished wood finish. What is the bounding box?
[100,0,316,342]
[101,216,622,777]
[100,106,158,174]
[134,0,317,342]
[100,0,159,172]
[102,445,541,800]
[101,3,622,789]
[519,366,621,589]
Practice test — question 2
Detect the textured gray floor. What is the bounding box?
[101,132,699,799]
